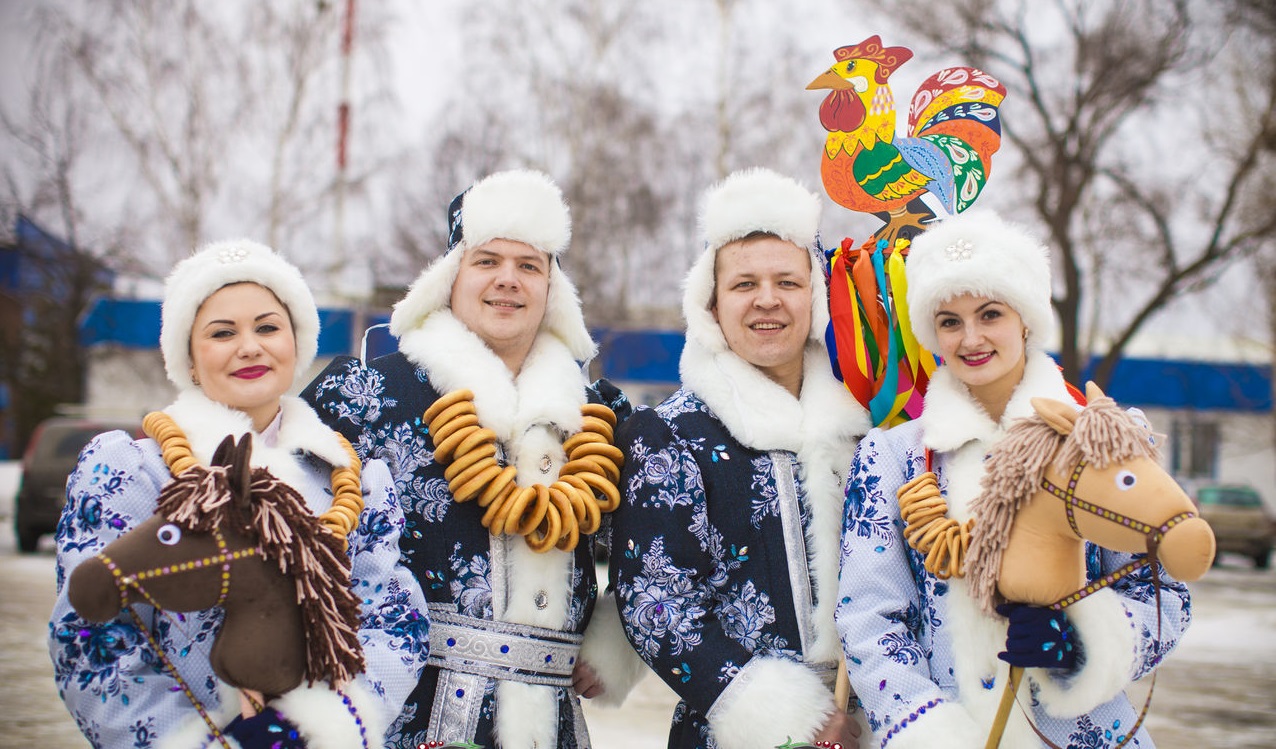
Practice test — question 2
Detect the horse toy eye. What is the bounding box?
[1115,470,1137,491]
[157,523,183,546]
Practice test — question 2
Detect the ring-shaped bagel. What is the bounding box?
[568,442,624,465]
[527,503,561,553]
[455,428,498,460]
[433,424,480,463]
[452,463,503,503]
[448,455,501,494]
[580,415,614,442]
[580,402,618,427]
[478,466,519,507]
[579,454,621,483]
[427,400,478,436]
[423,389,476,424]
[551,480,587,522]
[492,485,535,535]
[577,471,621,512]
[511,484,551,537]
[430,412,480,447]
[563,430,607,454]
[579,492,601,535]
[558,458,604,477]
[443,443,498,482]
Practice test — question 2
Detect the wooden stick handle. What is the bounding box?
[985,665,1023,749]
[834,659,850,711]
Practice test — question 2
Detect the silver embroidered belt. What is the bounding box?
[427,605,582,688]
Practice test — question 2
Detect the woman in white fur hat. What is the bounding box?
[49,240,429,748]
[302,169,648,748]
[833,210,1193,748]
[608,168,871,749]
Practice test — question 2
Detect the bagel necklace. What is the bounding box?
[896,448,973,579]
[142,411,365,550]
[422,389,623,553]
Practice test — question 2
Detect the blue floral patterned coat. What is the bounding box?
[302,311,640,749]
[835,352,1192,749]
[610,337,869,749]
[49,391,430,749]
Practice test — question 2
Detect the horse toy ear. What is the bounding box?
[1084,380,1107,404]
[230,434,254,514]
[1030,396,1078,435]
[209,434,237,469]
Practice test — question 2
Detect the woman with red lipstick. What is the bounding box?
[608,169,871,749]
[49,240,429,749]
[833,211,1193,749]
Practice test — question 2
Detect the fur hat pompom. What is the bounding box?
[905,209,1054,353]
[161,239,319,391]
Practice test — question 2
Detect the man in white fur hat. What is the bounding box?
[304,170,646,748]
[608,168,871,749]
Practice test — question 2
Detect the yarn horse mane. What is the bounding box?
[965,382,1214,616]
[68,434,365,696]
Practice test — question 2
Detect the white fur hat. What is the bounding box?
[905,209,1054,353]
[388,169,595,360]
[683,168,827,353]
[161,239,320,391]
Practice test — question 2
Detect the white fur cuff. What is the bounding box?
[272,681,386,749]
[879,699,983,749]
[706,656,834,749]
[577,591,650,707]
[1030,588,1139,718]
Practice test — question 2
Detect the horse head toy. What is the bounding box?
[67,433,365,699]
[966,382,1215,748]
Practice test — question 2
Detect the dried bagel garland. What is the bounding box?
[896,470,972,580]
[422,389,623,553]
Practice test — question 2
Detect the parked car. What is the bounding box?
[14,417,141,553]
[1192,484,1275,569]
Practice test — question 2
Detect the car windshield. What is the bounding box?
[1198,487,1262,508]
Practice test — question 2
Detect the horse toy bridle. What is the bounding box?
[97,527,260,612]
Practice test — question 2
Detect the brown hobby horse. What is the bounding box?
[66,434,364,704]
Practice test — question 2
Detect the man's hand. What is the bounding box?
[572,660,605,699]
[811,710,862,749]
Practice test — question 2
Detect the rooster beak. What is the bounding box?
[807,69,851,91]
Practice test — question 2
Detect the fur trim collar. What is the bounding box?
[681,339,868,453]
[162,390,350,488]
[397,310,587,442]
[918,349,1072,453]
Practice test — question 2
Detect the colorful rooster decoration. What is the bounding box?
[808,36,1007,426]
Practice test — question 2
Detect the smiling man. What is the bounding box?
[608,168,871,749]
[303,170,645,749]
